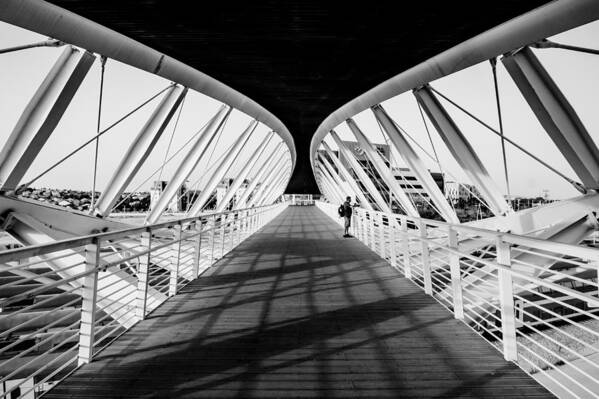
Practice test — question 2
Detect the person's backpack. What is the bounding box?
[338,204,345,217]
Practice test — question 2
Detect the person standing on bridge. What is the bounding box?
[340,196,353,238]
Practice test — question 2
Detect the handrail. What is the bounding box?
[0,201,289,398]
[316,200,599,398]
[0,203,280,264]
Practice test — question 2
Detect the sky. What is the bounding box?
[1,19,599,200]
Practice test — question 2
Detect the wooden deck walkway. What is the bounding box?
[47,206,552,398]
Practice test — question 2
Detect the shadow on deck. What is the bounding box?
[46,206,552,398]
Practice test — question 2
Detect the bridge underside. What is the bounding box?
[44,0,549,193]
[46,207,549,398]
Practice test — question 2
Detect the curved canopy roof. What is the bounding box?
[15,1,550,192]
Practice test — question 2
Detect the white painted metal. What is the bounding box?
[94,85,187,216]
[0,201,290,397]
[0,47,95,191]
[502,47,599,190]
[235,144,285,209]
[330,130,392,213]
[188,120,259,216]
[0,0,297,167]
[321,141,373,210]
[317,200,599,398]
[145,105,231,224]
[244,152,288,208]
[310,0,599,164]
[317,154,353,199]
[255,165,290,207]
[316,161,347,203]
[347,117,418,217]
[215,132,274,212]
[414,86,510,216]
[371,104,459,223]
[496,237,518,361]
[77,240,100,366]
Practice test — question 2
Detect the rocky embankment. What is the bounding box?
[18,188,150,212]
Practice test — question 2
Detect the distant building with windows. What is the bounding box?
[444,180,480,203]
[150,180,187,212]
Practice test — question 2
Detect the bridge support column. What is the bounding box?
[146,106,231,223]
[448,227,464,320]
[318,154,353,200]
[169,225,182,297]
[236,144,284,208]
[330,130,392,213]
[216,132,274,212]
[414,85,510,216]
[78,239,100,366]
[371,104,459,223]
[0,47,95,191]
[136,232,151,321]
[321,141,373,211]
[502,47,599,190]
[316,162,345,204]
[347,118,418,217]
[95,85,187,216]
[188,120,259,216]
[496,237,518,361]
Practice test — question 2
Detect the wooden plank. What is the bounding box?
[44,207,552,398]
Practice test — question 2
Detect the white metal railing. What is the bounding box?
[316,201,599,399]
[0,201,288,398]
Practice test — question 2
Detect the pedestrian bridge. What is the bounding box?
[1,1,599,398]
[42,206,549,398]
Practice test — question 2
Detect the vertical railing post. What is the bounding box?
[235,212,241,246]
[401,217,412,279]
[496,236,518,361]
[192,219,202,279]
[448,227,464,320]
[78,238,100,366]
[419,220,432,295]
[360,212,366,242]
[209,215,216,264]
[220,213,227,258]
[136,230,152,321]
[369,213,376,251]
[390,217,398,270]
[169,224,182,297]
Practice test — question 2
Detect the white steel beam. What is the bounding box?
[330,130,392,213]
[95,85,187,216]
[215,132,274,212]
[252,161,290,207]
[249,157,290,207]
[414,85,511,216]
[236,146,285,208]
[0,47,95,191]
[316,171,341,204]
[145,105,231,224]
[316,161,346,204]
[321,141,373,210]
[316,154,352,199]
[347,117,419,217]
[502,47,599,190]
[187,120,259,216]
[372,104,459,223]
[259,168,290,206]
